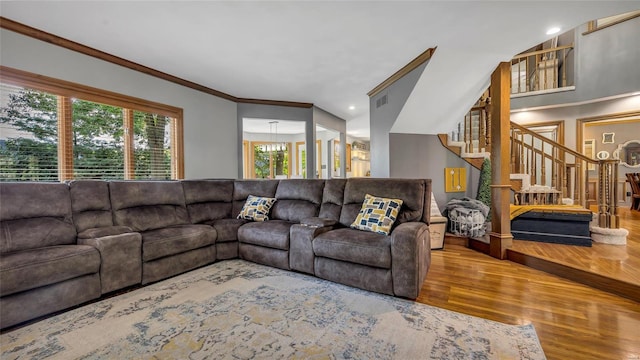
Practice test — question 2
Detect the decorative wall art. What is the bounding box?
[602,132,615,144]
[596,150,610,160]
[613,139,640,168]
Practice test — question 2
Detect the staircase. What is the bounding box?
[438,89,621,231]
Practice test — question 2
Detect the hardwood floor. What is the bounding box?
[417,244,640,360]
[508,207,640,301]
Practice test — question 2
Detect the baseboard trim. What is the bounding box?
[507,249,640,303]
[468,238,490,254]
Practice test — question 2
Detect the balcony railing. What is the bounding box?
[511,45,574,95]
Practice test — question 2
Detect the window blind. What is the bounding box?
[1,80,175,181]
[0,83,59,181]
[133,110,172,180]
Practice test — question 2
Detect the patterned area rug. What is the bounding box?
[1,260,545,359]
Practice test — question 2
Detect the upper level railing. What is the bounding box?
[510,45,574,95]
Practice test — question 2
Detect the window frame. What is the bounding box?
[246,141,292,179]
[583,11,640,35]
[0,66,184,180]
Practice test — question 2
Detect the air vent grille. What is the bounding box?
[376,94,388,108]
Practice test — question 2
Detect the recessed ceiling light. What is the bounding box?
[348,105,355,110]
[546,27,561,35]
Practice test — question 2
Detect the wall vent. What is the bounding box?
[376,94,388,108]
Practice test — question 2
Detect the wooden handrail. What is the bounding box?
[512,44,574,60]
[510,121,596,165]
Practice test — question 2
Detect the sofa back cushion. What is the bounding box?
[182,180,234,223]
[232,180,279,218]
[319,179,346,222]
[271,179,324,222]
[109,181,189,232]
[0,182,76,253]
[339,178,430,228]
[69,180,114,233]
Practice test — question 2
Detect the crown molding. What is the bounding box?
[0,17,314,109]
[367,47,436,97]
[237,98,313,108]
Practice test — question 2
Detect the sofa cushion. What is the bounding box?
[0,245,100,296]
[182,180,234,223]
[110,181,190,232]
[340,178,426,227]
[350,194,403,235]
[270,179,324,222]
[77,226,134,239]
[0,182,76,253]
[0,182,72,221]
[237,220,293,250]
[69,180,114,233]
[0,217,77,254]
[186,202,233,224]
[141,224,216,262]
[237,195,277,222]
[319,179,347,221]
[206,218,248,242]
[232,180,279,217]
[313,228,391,269]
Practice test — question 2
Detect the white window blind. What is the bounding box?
[0,83,59,181]
[133,110,172,180]
[1,80,175,181]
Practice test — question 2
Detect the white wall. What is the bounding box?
[316,129,340,178]
[0,29,238,179]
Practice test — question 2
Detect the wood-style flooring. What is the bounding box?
[417,243,640,360]
[508,207,640,301]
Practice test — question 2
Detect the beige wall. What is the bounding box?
[583,120,640,164]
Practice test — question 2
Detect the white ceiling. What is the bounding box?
[1,1,638,140]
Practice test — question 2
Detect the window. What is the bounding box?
[584,10,640,34]
[250,142,290,179]
[0,67,183,181]
[0,84,59,181]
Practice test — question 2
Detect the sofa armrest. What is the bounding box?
[300,217,337,228]
[390,222,430,299]
[77,226,134,239]
[290,223,333,275]
[78,232,142,294]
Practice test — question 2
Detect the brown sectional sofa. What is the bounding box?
[0,178,432,329]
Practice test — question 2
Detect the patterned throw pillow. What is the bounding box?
[237,195,277,222]
[350,194,404,235]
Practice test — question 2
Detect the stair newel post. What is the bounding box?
[488,62,513,259]
[612,160,619,228]
[597,159,620,229]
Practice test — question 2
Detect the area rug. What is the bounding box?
[0,260,545,359]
